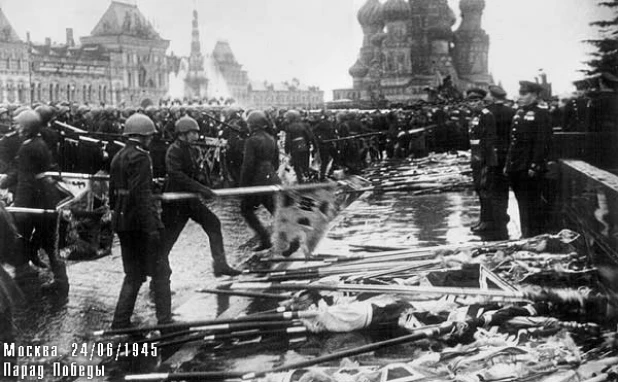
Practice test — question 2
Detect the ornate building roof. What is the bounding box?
[0,7,21,43]
[357,0,384,27]
[90,1,161,39]
[383,0,410,22]
[212,40,238,64]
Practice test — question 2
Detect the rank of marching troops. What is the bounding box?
[0,80,557,328]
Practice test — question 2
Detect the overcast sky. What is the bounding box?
[0,0,611,100]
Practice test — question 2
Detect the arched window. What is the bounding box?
[88,84,92,102]
[37,83,42,102]
[49,84,54,102]
[102,85,107,103]
[66,84,71,101]
[83,85,87,102]
[55,83,60,101]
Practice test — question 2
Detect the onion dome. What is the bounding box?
[460,0,485,12]
[383,0,411,22]
[357,0,384,27]
[349,60,369,78]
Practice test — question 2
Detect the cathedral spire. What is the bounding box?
[188,8,204,73]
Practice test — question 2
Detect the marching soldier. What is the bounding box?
[109,113,171,329]
[284,110,319,183]
[505,81,552,238]
[486,85,516,237]
[465,89,499,238]
[220,107,250,187]
[6,110,69,293]
[312,112,337,181]
[161,116,240,277]
[240,110,280,252]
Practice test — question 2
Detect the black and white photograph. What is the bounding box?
[0,0,617,380]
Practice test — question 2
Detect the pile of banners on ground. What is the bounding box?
[224,229,617,382]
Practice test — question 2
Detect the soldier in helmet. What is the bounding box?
[505,81,552,238]
[284,109,319,183]
[34,105,61,166]
[160,116,240,276]
[5,110,69,294]
[220,107,249,187]
[0,107,10,135]
[240,110,280,252]
[109,113,171,329]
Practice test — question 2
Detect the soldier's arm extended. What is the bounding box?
[165,145,211,195]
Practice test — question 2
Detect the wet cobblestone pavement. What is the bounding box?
[8,157,523,381]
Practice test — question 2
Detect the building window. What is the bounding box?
[127,72,132,88]
[88,85,92,102]
[6,58,10,70]
[102,85,107,103]
[67,84,71,101]
[55,84,60,101]
[138,67,147,88]
[37,83,42,102]
[83,85,87,102]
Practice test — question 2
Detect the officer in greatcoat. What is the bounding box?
[284,110,318,183]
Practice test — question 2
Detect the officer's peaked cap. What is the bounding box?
[519,81,544,94]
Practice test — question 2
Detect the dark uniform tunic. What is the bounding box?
[161,139,230,274]
[109,140,171,327]
[505,102,552,238]
[313,119,337,181]
[221,117,250,187]
[468,107,498,227]
[239,128,280,246]
[8,134,68,287]
[285,121,318,183]
[486,101,516,231]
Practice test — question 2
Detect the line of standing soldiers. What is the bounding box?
[463,81,553,240]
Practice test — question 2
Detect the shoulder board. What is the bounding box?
[3,131,17,138]
[482,108,490,115]
[135,146,148,154]
[22,138,32,145]
[538,103,549,109]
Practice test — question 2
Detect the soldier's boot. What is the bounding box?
[212,251,241,277]
[42,250,70,296]
[111,278,142,329]
[151,278,173,325]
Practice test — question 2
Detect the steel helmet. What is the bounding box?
[284,110,301,123]
[35,105,55,124]
[123,113,156,136]
[175,116,200,134]
[16,110,42,133]
[246,110,268,128]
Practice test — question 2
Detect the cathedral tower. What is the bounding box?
[453,0,491,87]
[185,9,208,99]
